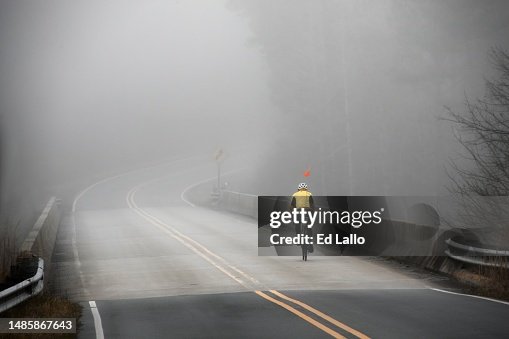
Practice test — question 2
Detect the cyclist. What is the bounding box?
[291,183,314,261]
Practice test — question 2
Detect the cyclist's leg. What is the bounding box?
[302,223,308,261]
[301,227,305,260]
[295,221,304,260]
[298,221,306,261]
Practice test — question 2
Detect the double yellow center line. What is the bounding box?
[256,290,369,339]
[127,184,370,339]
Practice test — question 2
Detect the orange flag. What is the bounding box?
[304,168,311,177]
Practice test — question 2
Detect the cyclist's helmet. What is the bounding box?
[298,183,308,190]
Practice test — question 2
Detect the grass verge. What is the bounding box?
[1,293,82,339]
[0,219,20,282]
[456,258,509,301]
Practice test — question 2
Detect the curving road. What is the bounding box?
[50,155,509,338]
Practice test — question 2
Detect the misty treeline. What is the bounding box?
[0,0,270,227]
[229,0,509,196]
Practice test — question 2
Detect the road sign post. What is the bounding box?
[217,161,221,191]
[214,148,225,193]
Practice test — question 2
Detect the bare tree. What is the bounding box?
[443,49,509,246]
[445,48,509,197]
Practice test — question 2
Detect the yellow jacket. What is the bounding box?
[291,190,314,209]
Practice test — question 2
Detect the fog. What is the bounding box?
[230,0,509,196]
[0,0,274,219]
[1,1,509,223]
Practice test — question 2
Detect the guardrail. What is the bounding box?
[219,190,257,219]
[219,191,508,268]
[219,192,443,255]
[445,237,509,267]
[0,258,44,313]
[0,196,60,313]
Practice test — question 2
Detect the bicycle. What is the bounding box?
[295,221,313,261]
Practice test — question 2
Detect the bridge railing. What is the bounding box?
[219,190,257,219]
[218,190,509,270]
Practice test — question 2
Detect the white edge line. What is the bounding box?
[71,155,202,269]
[89,300,105,339]
[72,155,204,212]
[71,155,202,336]
[180,176,217,207]
[180,168,246,207]
[428,287,509,306]
[74,160,245,339]
[222,190,258,197]
[20,196,56,252]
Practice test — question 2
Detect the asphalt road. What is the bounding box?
[51,155,509,338]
